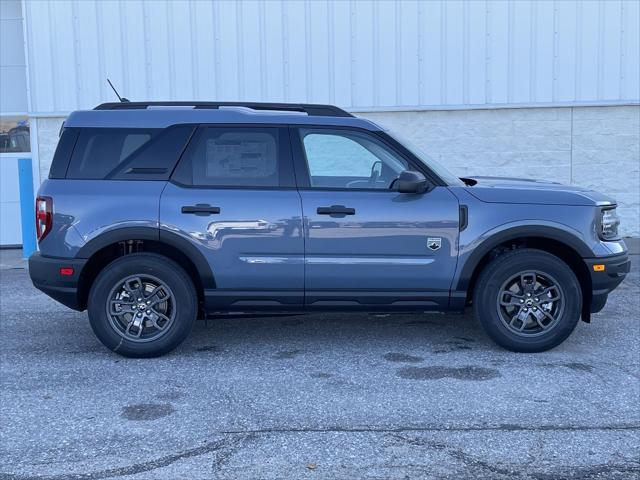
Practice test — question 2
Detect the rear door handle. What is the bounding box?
[317,205,356,216]
[181,204,221,216]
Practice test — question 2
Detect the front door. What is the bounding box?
[292,127,460,310]
[160,125,304,311]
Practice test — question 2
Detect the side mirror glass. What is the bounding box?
[396,170,428,193]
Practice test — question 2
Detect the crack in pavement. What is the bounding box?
[211,433,255,476]
[1,435,251,480]
[531,462,640,480]
[4,424,637,479]
[388,434,515,477]
[219,422,640,435]
[388,434,640,480]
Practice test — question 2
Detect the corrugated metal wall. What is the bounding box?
[1,0,28,113]
[23,0,640,114]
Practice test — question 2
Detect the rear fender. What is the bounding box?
[76,226,215,289]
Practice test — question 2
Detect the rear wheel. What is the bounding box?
[473,249,582,352]
[88,253,197,357]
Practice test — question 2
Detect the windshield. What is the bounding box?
[386,129,465,186]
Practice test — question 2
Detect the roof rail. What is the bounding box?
[94,101,354,117]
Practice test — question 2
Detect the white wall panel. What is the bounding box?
[21,0,640,114]
[0,0,28,113]
[466,0,487,105]
[532,1,555,103]
[331,0,352,107]
[510,1,532,103]
[622,0,640,101]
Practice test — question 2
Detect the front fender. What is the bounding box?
[453,221,594,294]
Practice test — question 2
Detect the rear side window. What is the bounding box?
[172,126,292,187]
[66,128,159,179]
[49,128,79,179]
[108,125,195,180]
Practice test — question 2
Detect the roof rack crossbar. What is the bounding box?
[94,101,353,117]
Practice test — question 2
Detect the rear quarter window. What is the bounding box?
[66,128,159,179]
[48,127,79,179]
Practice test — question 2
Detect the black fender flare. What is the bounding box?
[76,226,215,289]
[455,224,592,292]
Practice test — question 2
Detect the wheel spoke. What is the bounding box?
[518,313,529,331]
[500,291,524,307]
[123,277,144,298]
[533,317,545,329]
[538,285,561,302]
[145,284,166,301]
[520,272,537,294]
[125,316,144,337]
[149,312,169,330]
[538,308,557,326]
[152,311,172,327]
[109,300,135,315]
[529,309,548,329]
[149,316,162,330]
[149,292,170,307]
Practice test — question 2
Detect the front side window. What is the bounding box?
[173,127,282,187]
[300,129,408,189]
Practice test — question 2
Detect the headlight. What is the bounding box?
[599,207,620,240]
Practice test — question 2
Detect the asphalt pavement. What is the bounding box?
[0,248,638,479]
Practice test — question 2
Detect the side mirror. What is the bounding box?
[396,170,428,193]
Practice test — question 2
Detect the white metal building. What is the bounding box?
[1,0,639,246]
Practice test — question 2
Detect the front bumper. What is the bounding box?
[584,252,630,313]
[28,252,87,311]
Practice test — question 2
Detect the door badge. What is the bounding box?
[427,237,442,251]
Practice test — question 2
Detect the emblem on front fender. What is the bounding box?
[427,237,442,251]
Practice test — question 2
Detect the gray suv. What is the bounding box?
[29,102,630,357]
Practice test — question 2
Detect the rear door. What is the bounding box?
[160,125,304,311]
[291,126,460,310]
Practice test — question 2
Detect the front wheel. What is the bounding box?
[87,253,197,358]
[473,249,582,352]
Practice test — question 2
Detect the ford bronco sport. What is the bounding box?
[29,102,630,357]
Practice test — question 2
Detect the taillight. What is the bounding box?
[35,196,52,242]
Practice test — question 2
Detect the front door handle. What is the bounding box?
[181,204,221,216]
[317,205,356,216]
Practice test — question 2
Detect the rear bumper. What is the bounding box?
[584,253,630,313]
[28,252,87,311]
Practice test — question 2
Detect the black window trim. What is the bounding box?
[288,125,446,192]
[105,124,198,181]
[169,123,297,190]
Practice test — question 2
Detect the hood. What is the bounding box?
[462,176,616,206]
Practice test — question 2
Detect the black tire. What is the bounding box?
[473,248,582,352]
[87,253,197,358]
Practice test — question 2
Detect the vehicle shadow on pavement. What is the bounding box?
[182,311,489,357]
